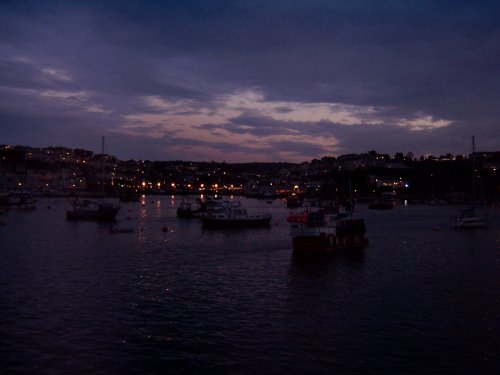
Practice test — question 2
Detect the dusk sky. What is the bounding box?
[1,1,499,162]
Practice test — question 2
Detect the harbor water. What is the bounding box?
[1,197,499,374]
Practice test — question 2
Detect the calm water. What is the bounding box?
[1,197,499,374]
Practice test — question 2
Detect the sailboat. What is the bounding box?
[454,136,486,228]
[66,137,121,221]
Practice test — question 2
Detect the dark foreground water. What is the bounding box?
[1,197,499,374]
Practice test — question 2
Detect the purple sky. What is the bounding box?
[1,0,499,162]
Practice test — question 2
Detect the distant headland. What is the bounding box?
[1,144,499,204]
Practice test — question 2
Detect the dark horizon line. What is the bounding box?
[2,142,499,165]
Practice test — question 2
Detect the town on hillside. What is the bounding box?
[1,144,499,204]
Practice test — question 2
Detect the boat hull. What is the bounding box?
[110,226,134,233]
[0,192,36,208]
[201,215,272,228]
[454,218,486,228]
[66,210,120,221]
[177,208,193,218]
[368,202,394,210]
[66,205,120,221]
[454,207,486,228]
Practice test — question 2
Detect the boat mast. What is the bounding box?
[101,137,105,194]
[471,135,476,205]
[349,178,353,219]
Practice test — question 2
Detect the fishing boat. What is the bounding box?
[368,191,397,210]
[110,225,134,233]
[201,206,272,228]
[289,211,368,254]
[177,199,195,218]
[177,197,218,218]
[118,189,140,202]
[288,184,368,254]
[454,136,486,228]
[66,198,120,221]
[368,201,394,210]
[454,207,486,228]
[0,192,37,209]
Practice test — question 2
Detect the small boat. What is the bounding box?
[201,206,272,228]
[289,211,368,254]
[110,226,134,233]
[66,137,121,221]
[177,200,194,218]
[454,207,486,228]
[368,201,394,210]
[177,197,228,219]
[66,198,120,221]
[368,192,397,210]
[0,192,37,209]
[454,136,486,229]
[118,189,140,202]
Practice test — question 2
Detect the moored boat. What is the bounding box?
[368,201,394,210]
[177,200,194,218]
[0,192,37,209]
[110,225,134,233]
[454,136,487,228]
[66,137,121,221]
[289,211,368,254]
[369,191,397,210]
[118,189,140,202]
[454,207,486,228]
[201,206,272,228]
[66,198,120,221]
[177,197,233,219]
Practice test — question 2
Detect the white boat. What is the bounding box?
[66,198,120,221]
[454,208,486,228]
[201,206,271,228]
[454,136,486,228]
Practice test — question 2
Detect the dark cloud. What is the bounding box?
[1,0,499,161]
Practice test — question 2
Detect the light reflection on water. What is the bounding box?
[0,197,499,374]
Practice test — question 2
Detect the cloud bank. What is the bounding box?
[1,0,499,161]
